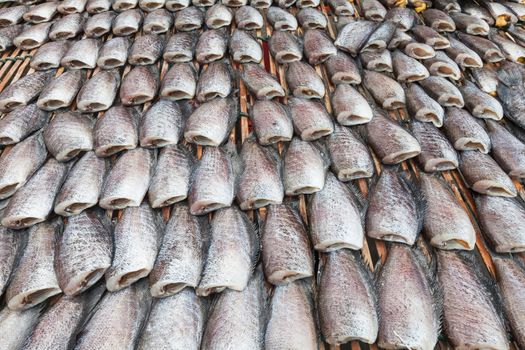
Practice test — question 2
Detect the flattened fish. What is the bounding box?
[486,120,525,178]
[76,69,121,112]
[422,8,456,32]
[363,70,405,109]
[327,0,354,16]
[392,50,429,83]
[94,106,139,157]
[242,63,285,99]
[195,28,228,63]
[456,31,504,63]
[445,36,483,69]
[497,61,525,129]
[0,226,26,296]
[360,49,392,72]
[120,65,159,105]
[0,5,28,27]
[196,60,232,102]
[87,0,112,13]
[97,36,131,69]
[0,69,54,112]
[406,84,444,127]
[411,120,458,172]
[229,29,262,63]
[0,306,41,350]
[235,5,263,30]
[139,99,184,148]
[324,50,360,85]
[61,38,101,69]
[361,0,386,22]
[143,8,173,34]
[304,29,337,65]
[334,20,377,56]
[284,138,327,195]
[175,7,204,31]
[84,11,117,38]
[419,76,464,108]
[37,70,85,111]
[160,63,196,100]
[139,0,166,11]
[205,4,232,28]
[112,8,143,36]
[163,31,197,63]
[450,12,490,35]
[250,100,293,145]
[401,37,436,60]
[267,6,298,31]
[384,7,415,31]
[460,80,503,120]
[128,33,164,65]
[166,0,190,10]
[443,107,491,153]
[361,21,396,54]
[471,65,498,96]
[13,22,52,50]
[297,8,327,29]
[57,0,88,14]
[0,24,25,52]
[49,13,84,40]
[286,61,325,98]
[411,24,449,49]
[288,97,333,140]
[23,2,57,23]
[423,50,461,80]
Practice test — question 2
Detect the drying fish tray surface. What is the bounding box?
[0,0,524,349]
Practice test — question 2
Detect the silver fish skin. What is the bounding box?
[327,0,353,15]
[74,279,152,350]
[188,144,235,215]
[423,50,461,80]
[411,120,458,172]
[112,9,143,36]
[201,268,267,350]
[406,84,444,127]
[437,250,509,350]
[334,20,377,56]
[308,172,364,251]
[58,0,88,14]
[99,148,155,210]
[0,5,28,27]
[0,306,42,350]
[97,36,131,69]
[497,61,525,129]
[6,219,62,310]
[76,69,121,112]
[0,69,54,113]
[61,38,102,69]
[286,61,325,99]
[139,0,166,11]
[443,107,491,153]
[128,33,164,65]
[0,24,25,52]
[0,226,26,296]
[503,2,525,20]
[422,8,456,32]
[148,145,193,208]
[483,1,517,26]
[139,99,184,148]
[54,151,108,217]
[149,203,203,296]
[360,21,396,54]
[456,31,504,63]
[361,0,386,22]
[366,167,420,245]
[262,203,313,285]
[94,105,140,157]
[486,120,525,178]
[86,0,112,13]
[84,11,117,38]
[196,28,228,63]
[384,7,415,31]
[387,28,412,50]
[120,65,159,105]
[235,5,263,30]
[459,150,517,197]
[445,36,483,69]
[250,100,293,145]
[160,63,197,101]
[23,2,58,23]
[0,132,47,199]
[363,70,405,109]
[324,50,360,85]
[1,159,70,229]
[420,173,476,250]
[229,29,262,63]
[163,31,197,63]
[450,12,489,36]
[297,8,326,29]
[320,249,378,345]
[184,97,237,146]
[197,206,258,296]
[470,65,498,96]
[237,137,283,210]
[288,97,333,140]
[37,70,85,111]
[508,24,525,47]
[475,195,525,253]
[269,30,303,64]
[205,4,232,28]
[242,63,285,99]
[0,96,34,135]
[402,39,436,60]
[366,112,421,164]
[411,24,449,49]
[267,6,298,31]
[43,111,94,162]
[14,22,52,50]
[392,50,429,83]
[304,29,337,65]
[360,49,393,72]
[331,84,372,126]
[143,8,173,34]
[251,0,271,8]
[460,80,503,120]
[49,13,84,40]
[284,138,326,195]
[196,60,232,102]
[462,1,494,24]
[113,0,139,11]
[419,76,464,108]
[175,7,204,31]
[376,244,439,350]
[166,0,190,11]
[137,289,205,350]
[434,0,460,12]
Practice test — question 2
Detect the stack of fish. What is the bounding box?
[0,0,524,348]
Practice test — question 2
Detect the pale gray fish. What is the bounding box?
[475,195,525,253]
[0,132,48,199]
[324,50,360,85]
[13,22,52,50]
[139,99,184,148]
[508,24,525,47]
[361,0,386,21]
[175,6,204,31]
[37,70,85,111]
[286,60,325,98]
[148,145,193,208]
[327,124,373,181]
[463,1,494,24]
[0,103,48,145]
[422,8,455,32]
[319,249,378,345]
[0,225,26,296]
[99,148,155,210]
[86,0,112,13]
[0,24,25,52]
[360,49,392,72]
[450,12,490,35]
[0,306,42,350]
[205,3,232,28]
[445,36,483,69]
[112,8,143,36]
[57,0,88,13]
[384,7,415,31]
[229,29,262,63]
[406,83,444,127]
[188,144,235,215]
[308,172,364,251]
[0,5,28,27]
[277,0,296,9]
[392,50,429,83]
[334,20,377,56]
[23,2,58,23]
[84,10,116,38]
[49,13,84,40]
[139,0,166,10]
[459,151,517,197]
[6,219,62,310]
[242,63,285,99]
[327,0,353,15]
[434,0,460,12]
[105,202,162,291]
[401,38,436,60]
[443,107,491,153]
[361,21,396,54]
[97,36,131,69]
[163,31,197,62]
[195,28,228,63]
[267,6,298,31]
[235,5,263,30]
[284,138,326,195]
[297,8,327,29]
[113,0,140,11]
[94,105,140,157]
[387,28,412,50]
[288,97,333,140]
[128,33,164,65]
[423,50,461,80]
[184,97,237,146]
[486,120,525,178]
[303,28,337,65]
[166,0,190,11]
[503,2,525,21]
[196,60,232,102]
[366,112,421,164]
[332,84,372,126]
[54,151,108,216]
[363,70,405,109]
[470,65,498,96]
[497,61,525,129]
[251,0,271,8]
[43,111,94,162]
[60,38,101,69]
[197,206,258,296]
[437,250,509,350]
[250,100,293,145]
[376,244,439,350]
[411,120,458,172]
[483,1,517,26]
[411,24,450,49]
[201,268,267,350]
[143,8,173,34]
[74,279,151,350]
[76,69,121,112]
[419,76,464,108]
[420,173,476,250]
[1,158,70,229]
[460,80,503,120]
[149,203,203,296]
[137,289,205,350]
[456,31,504,63]
[120,65,159,105]
[0,69,54,112]
[268,30,302,64]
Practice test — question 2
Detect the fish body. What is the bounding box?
[61,38,101,69]
[250,100,293,145]
[76,69,121,112]
[84,11,117,38]
[486,120,525,177]
[196,60,232,102]
[112,9,143,36]
[160,62,197,100]
[0,70,54,112]
[0,226,26,296]
[139,99,184,148]
[37,70,85,111]
[406,84,444,127]
[143,8,173,34]
[284,138,326,195]
[286,61,325,98]
[419,76,464,108]
[411,120,458,172]
[120,65,159,105]
[288,97,333,140]
[363,70,405,109]
[94,105,140,157]
[331,84,372,125]
[128,33,164,65]
[241,63,285,99]
[443,107,491,153]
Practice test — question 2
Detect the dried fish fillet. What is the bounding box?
[242,63,285,99]
[297,8,326,29]
[37,70,85,111]
[423,50,461,80]
[97,36,131,69]
[128,33,164,65]
[175,6,203,31]
[288,97,333,141]
[363,70,405,109]
[411,120,458,172]
[49,13,84,40]
[486,120,525,178]
[443,107,491,153]
[267,6,298,31]
[160,63,196,100]
[334,20,377,56]
[406,84,444,127]
[14,22,52,50]
[235,6,263,30]
[76,69,121,112]
[163,31,196,63]
[229,29,262,63]
[324,50,360,85]
[205,4,232,28]
[61,38,101,69]
[250,100,293,145]
[94,105,140,157]
[120,65,159,105]
[139,99,185,148]
[304,29,337,65]
[195,28,227,63]
[23,2,58,23]
[360,49,392,72]
[284,138,326,195]
[331,84,372,125]
[143,8,173,34]
[196,61,232,102]
[0,70,54,113]
[0,5,28,27]
[460,80,503,120]
[0,226,26,296]
[0,24,25,52]
[456,31,504,63]
[419,76,464,108]
[392,50,429,83]
[328,125,373,181]
[84,11,117,37]
[286,61,325,99]
[445,36,483,69]
[411,24,449,49]
[58,0,88,14]
[0,104,47,146]
[112,9,143,36]
[87,0,112,13]
[0,304,41,349]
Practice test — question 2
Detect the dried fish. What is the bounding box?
[471,65,498,96]
[113,0,140,11]
[360,49,393,72]
[331,84,372,125]
[143,8,173,34]
[445,36,483,69]
[235,5,263,30]
[402,38,436,60]
[49,13,84,40]
[0,24,25,52]
[195,28,228,63]
[423,50,461,80]
[196,61,232,102]
[242,63,285,99]
[284,138,326,195]
[286,61,325,99]
[411,120,458,172]
[0,103,48,145]
[163,31,197,63]
[76,69,121,112]
[175,6,204,31]
[324,50,360,85]
[166,0,190,11]
[0,306,42,350]
[139,99,185,148]
[419,76,464,108]
[304,29,337,65]
[112,8,143,36]
[120,65,159,105]
[0,5,28,27]
[128,33,164,65]
[229,29,262,63]
[84,11,117,38]
[443,107,491,153]
[456,31,504,63]
[250,100,293,145]
[361,21,396,54]
[37,70,85,111]
[94,105,140,157]
[450,12,490,35]
[205,3,232,28]
[422,8,456,32]
[97,36,131,69]
[384,7,415,31]
[23,2,58,23]
[497,61,525,129]
[0,226,25,296]
[486,120,525,178]
[86,0,112,13]
[327,0,353,16]
[267,6,298,31]
[411,24,450,49]
[269,30,302,63]
[14,22,52,50]
[460,80,503,120]
[139,0,166,11]
[297,7,327,29]
[361,0,386,22]
[58,0,88,14]
[288,97,333,140]
[334,20,377,56]
[406,84,444,127]
[61,38,101,69]
[363,70,405,109]
[0,69,54,112]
